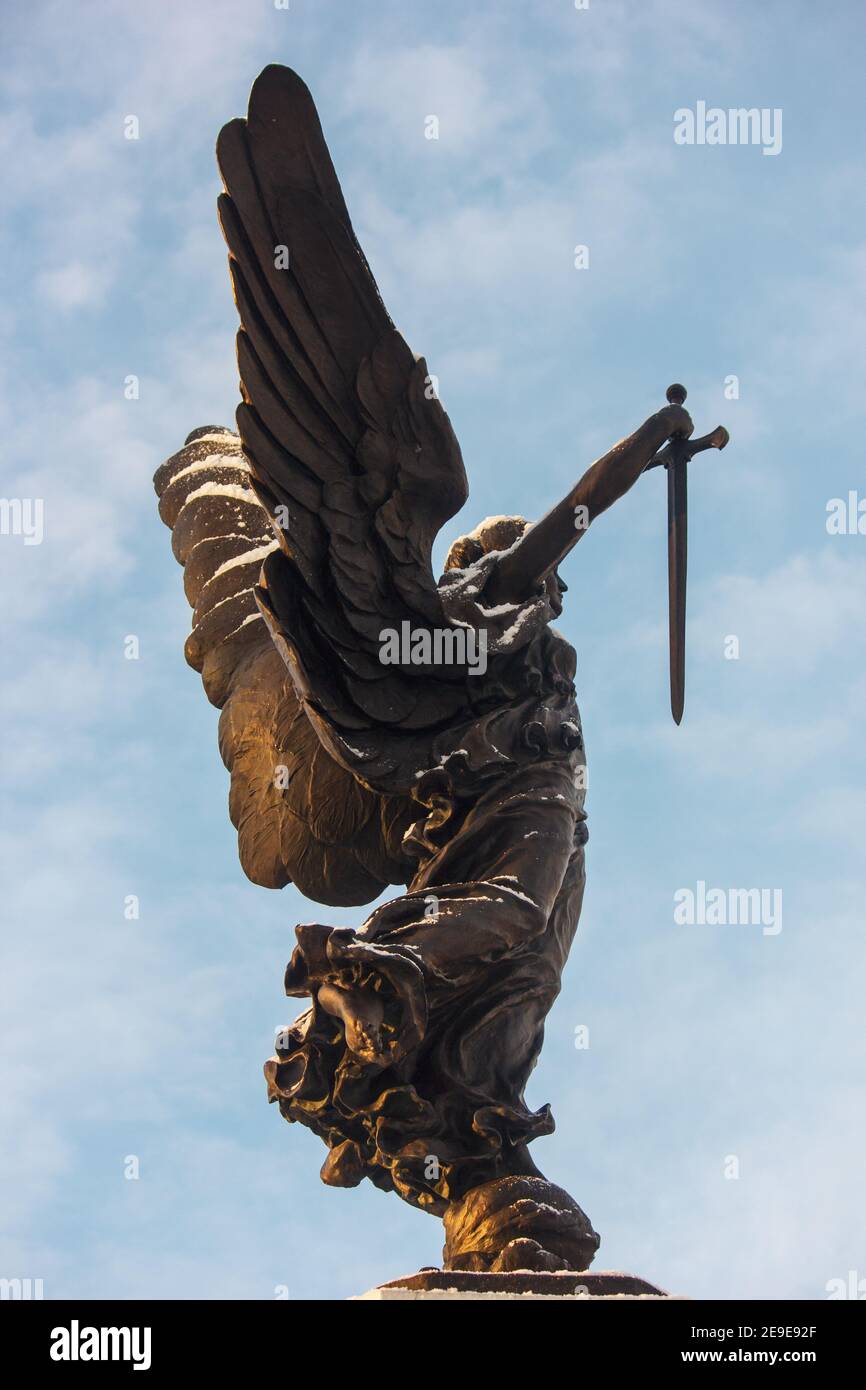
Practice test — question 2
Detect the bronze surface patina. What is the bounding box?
[155,65,729,1277]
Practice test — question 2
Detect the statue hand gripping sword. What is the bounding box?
[490,382,730,723]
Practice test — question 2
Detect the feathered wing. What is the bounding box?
[155,66,481,905]
[215,65,475,772]
[154,428,415,905]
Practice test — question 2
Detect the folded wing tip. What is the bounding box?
[249,64,313,113]
[216,66,310,144]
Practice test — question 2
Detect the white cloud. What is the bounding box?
[336,40,552,163]
[35,261,110,311]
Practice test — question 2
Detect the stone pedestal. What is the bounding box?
[357,1269,678,1300]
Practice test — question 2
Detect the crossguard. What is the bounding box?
[644,383,730,470]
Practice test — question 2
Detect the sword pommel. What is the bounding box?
[666,383,687,406]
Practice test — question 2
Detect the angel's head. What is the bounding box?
[444,515,568,616]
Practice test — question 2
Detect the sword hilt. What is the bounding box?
[644,383,730,470]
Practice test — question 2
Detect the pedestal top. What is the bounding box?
[356,1269,678,1300]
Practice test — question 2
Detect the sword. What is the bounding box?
[644,384,729,725]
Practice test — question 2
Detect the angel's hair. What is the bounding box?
[444,515,528,572]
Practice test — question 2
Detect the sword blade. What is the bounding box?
[667,454,688,724]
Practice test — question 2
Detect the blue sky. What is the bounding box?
[1,0,865,1300]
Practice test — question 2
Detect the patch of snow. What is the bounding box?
[184,480,254,506]
[212,542,277,580]
[171,451,247,487]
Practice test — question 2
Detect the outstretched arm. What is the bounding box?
[488,401,693,606]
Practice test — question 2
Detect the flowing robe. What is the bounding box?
[264,551,589,1217]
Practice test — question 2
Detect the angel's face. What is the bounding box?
[546,570,567,617]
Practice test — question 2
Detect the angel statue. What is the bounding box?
[155,66,703,1277]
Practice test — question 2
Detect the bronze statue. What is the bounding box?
[155,66,728,1277]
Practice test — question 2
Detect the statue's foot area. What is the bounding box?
[489,1237,569,1273]
[443,1175,600,1273]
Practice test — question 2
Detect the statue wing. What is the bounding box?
[155,428,416,906]
[215,65,473,751]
